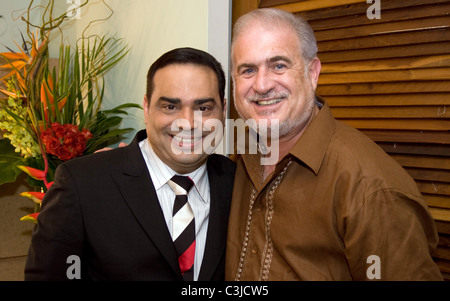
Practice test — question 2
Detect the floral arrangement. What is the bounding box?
[0,0,141,222]
[40,122,93,161]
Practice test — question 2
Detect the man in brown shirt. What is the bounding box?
[225,8,442,280]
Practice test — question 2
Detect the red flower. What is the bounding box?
[41,122,92,161]
[52,122,67,139]
[41,135,60,154]
[20,213,39,223]
[56,146,74,161]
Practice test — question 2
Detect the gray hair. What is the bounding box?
[231,8,318,67]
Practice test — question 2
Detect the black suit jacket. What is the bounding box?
[25,130,235,280]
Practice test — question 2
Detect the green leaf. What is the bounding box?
[0,139,26,185]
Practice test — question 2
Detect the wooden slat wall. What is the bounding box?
[242,0,450,279]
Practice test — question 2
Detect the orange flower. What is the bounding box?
[0,31,48,93]
[20,213,39,223]
[0,41,29,82]
[17,166,46,181]
[20,191,45,204]
[40,75,54,120]
[40,74,68,121]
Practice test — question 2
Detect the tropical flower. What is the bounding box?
[40,123,93,161]
[0,0,141,222]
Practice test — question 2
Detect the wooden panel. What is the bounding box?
[341,119,450,131]
[405,168,450,183]
[436,221,450,234]
[425,194,450,209]
[230,0,259,120]
[300,0,450,21]
[259,0,303,7]
[319,68,450,84]
[308,2,450,31]
[378,143,450,157]
[319,42,450,63]
[418,182,450,196]
[321,55,450,73]
[362,130,450,144]
[391,155,450,170]
[326,94,450,107]
[315,16,450,42]
[331,106,450,119]
[271,0,366,12]
[430,208,450,222]
[232,0,259,26]
[318,29,450,52]
[317,82,450,96]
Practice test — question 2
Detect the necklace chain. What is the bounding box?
[235,159,292,281]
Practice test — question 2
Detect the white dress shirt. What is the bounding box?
[139,139,210,281]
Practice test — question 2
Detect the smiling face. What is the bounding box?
[144,63,225,174]
[232,21,321,139]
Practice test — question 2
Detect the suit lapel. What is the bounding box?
[198,156,231,280]
[111,130,181,278]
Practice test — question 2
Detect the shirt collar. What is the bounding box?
[140,139,209,203]
[240,98,336,185]
[289,99,336,175]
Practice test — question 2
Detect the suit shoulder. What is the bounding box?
[60,146,126,173]
[208,154,236,173]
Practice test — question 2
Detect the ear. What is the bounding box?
[143,95,149,124]
[308,58,321,90]
[222,98,228,120]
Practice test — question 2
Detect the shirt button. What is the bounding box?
[256,207,262,212]
[251,248,258,254]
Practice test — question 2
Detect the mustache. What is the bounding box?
[247,90,289,102]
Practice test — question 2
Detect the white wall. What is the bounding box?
[1,0,232,144]
[67,0,231,144]
[0,0,41,49]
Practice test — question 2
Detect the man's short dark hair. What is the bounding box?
[146,47,226,105]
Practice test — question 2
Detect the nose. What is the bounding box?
[252,67,276,95]
[175,109,200,131]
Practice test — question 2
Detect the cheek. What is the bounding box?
[143,107,149,124]
[234,78,252,98]
[146,113,168,137]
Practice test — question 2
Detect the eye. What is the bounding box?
[273,63,287,72]
[164,104,176,110]
[241,68,256,76]
[161,104,178,113]
[198,106,210,112]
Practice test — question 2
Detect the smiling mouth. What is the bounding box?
[171,135,203,148]
[252,97,285,106]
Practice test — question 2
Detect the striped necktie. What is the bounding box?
[168,175,195,281]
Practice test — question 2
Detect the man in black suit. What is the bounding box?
[25,48,235,281]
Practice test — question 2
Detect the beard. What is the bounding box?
[234,89,317,139]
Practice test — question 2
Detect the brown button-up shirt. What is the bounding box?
[225,103,442,281]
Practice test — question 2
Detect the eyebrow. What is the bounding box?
[236,63,256,72]
[268,55,293,65]
[158,96,216,106]
[158,96,181,104]
[194,98,216,106]
[236,55,293,72]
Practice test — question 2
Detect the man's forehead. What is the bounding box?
[232,26,299,63]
